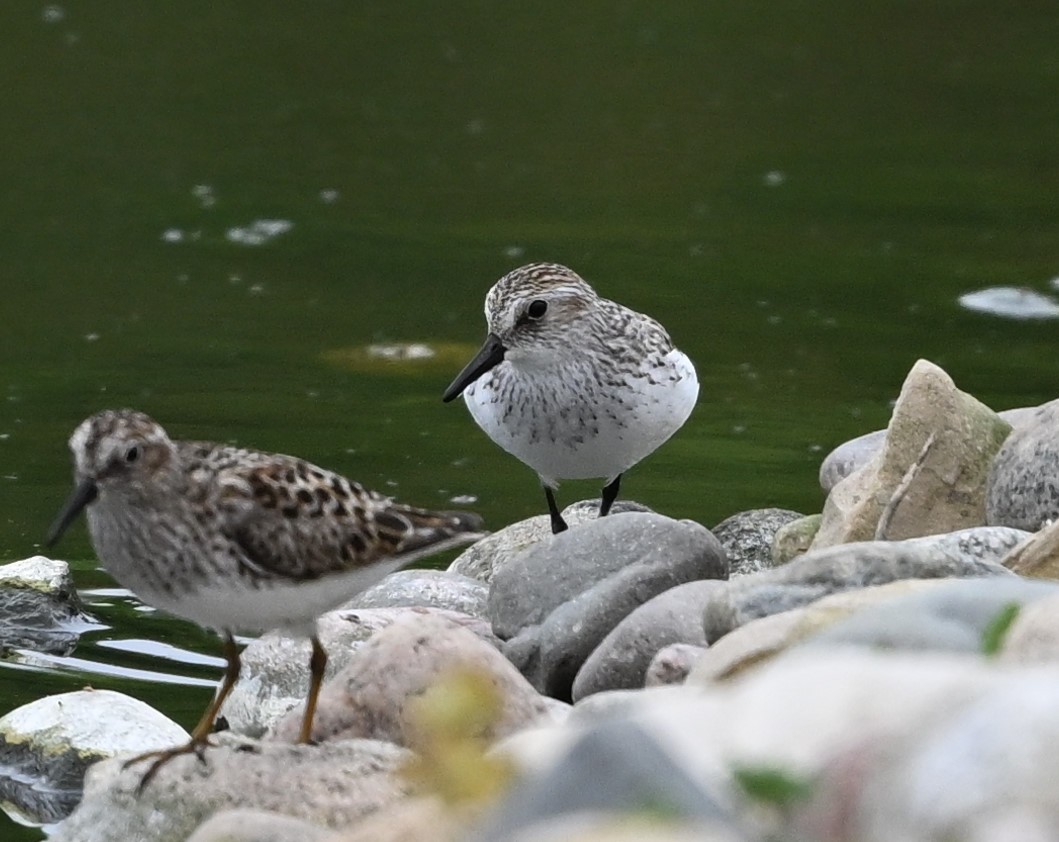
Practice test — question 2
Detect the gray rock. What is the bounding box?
[819,428,887,494]
[645,644,709,687]
[802,577,1059,653]
[221,606,499,737]
[571,580,723,700]
[711,508,804,576]
[0,689,188,824]
[490,513,727,700]
[820,406,1037,493]
[701,527,1025,644]
[50,738,411,842]
[689,580,945,683]
[269,611,553,746]
[854,673,1059,841]
[1002,592,1059,663]
[342,569,489,618]
[987,399,1059,531]
[771,514,822,564]
[185,808,330,842]
[0,555,95,654]
[468,719,733,842]
[813,360,1012,548]
[449,499,652,584]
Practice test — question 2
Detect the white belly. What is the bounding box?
[155,555,411,637]
[464,348,698,486]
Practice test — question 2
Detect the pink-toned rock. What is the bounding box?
[269,612,554,747]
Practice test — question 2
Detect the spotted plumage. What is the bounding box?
[443,263,698,533]
[46,408,484,785]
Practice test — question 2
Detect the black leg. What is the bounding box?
[600,474,622,517]
[543,486,568,534]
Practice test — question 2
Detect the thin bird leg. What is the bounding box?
[127,633,242,793]
[299,634,328,744]
[599,474,622,517]
[543,485,568,534]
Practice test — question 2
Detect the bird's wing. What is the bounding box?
[191,446,481,582]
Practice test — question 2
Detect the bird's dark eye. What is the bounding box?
[526,299,548,320]
[124,445,141,464]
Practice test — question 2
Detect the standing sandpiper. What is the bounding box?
[443,263,698,533]
[46,409,484,787]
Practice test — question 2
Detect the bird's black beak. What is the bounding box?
[442,333,507,402]
[46,477,98,548]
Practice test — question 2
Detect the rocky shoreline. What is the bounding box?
[5,357,1059,841]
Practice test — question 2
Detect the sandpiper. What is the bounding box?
[443,262,698,533]
[46,409,484,787]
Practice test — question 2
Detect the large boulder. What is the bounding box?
[812,360,1011,548]
[488,512,727,700]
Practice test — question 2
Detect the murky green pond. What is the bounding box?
[1,2,1057,837]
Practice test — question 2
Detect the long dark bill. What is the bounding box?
[441,333,507,402]
[46,477,98,547]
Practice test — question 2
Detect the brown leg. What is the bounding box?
[126,633,241,793]
[299,634,327,744]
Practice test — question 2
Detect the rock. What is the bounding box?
[342,569,488,618]
[571,581,723,700]
[690,580,943,682]
[711,508,804,576]
[186,808,331,842]
[0,689,188,824]
[988,399,1059,531]
[449,500,652,584]
[502,649,1059,842]
[221,606,499,737]
[852,671,1059,841]
[645,644,708,687]
[802,576,1059,653]
[812,360,1012,548]
[50,738,411,842]
[700,527,1024,644]
[490,818,749,842]
[269,612,553,746]
[0,556,94,654]
[818,427,887,494]
[819,406,1036,493]
[468,718,734,842]
[1000,592,1059,663]
[567,686,694,727]
[326,796,467,842]
[1002,518,1059,576]
[771,515,821,564]
[490,512,727,700]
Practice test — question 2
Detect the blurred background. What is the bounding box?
[0,2,1056,836]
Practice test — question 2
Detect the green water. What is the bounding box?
[1,2,1057,837]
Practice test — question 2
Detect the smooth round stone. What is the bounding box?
[711,508,804,576]
[0,555,93,654]
[571,580,723,700]
[449,499,652,585]
[987,400,1059,531]
[700,526,1026,645]
[489,512,727,701]
[50,739,411,842]
[342,569,488,618]
[0,689,187,824]
[221,606,499,738]
[268,611,554,746]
